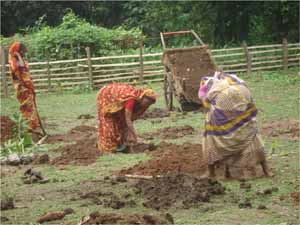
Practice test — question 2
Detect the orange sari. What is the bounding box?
[8,42,40,130]
[97,83,156,153]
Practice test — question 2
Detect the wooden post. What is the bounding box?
[46,55,51,92]
[0,46,8,97]
[139,39,144,83]
[70,42,74,59]
[282,38,288,71]
[242,41,251,76]
[85,47,94,89]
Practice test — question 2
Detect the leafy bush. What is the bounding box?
[1,11,142,61]
[1,113,33,157]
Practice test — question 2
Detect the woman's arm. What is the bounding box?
[132,106,148,120]
[125,108,137,143]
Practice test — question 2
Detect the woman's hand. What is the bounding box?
[127,130,137,143]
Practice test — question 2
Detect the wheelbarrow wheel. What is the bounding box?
[164,72,173,111]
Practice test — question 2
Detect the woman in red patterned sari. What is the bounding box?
[8,42,40,131]
[97,83,156,153]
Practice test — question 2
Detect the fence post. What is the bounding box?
[139,38,144,84]
[85,47,94,89]
[282,38,288,71]
[46,55,51,92]
[0,45,8,97]
[242,41,251,76]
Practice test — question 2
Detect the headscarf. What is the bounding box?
[214,71,245,85]
[141,88,157,101]
[198,77,215,99]
[9,42,27,70]
[98,84,157,116]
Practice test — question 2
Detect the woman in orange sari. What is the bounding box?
[97,83,156,153]
[8,42,40,131]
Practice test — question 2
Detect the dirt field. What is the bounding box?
[1,73,299,224]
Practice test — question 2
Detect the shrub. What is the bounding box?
[0,11,143,61]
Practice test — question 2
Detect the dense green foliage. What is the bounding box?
[1,12,142,61]
[1,1,299,60]
[2,1,299,43]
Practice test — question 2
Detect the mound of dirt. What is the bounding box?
[0,197,15,211]
[139,108,170,119]
[134,173,225,210]
[51,138,100,166]
[141,125,195,140]
[262,120,300,141]
[0,116,16,143]
[49,124,157,166]
[77,212,172,225]
[46,125,97,144]
[120,142,266,179]
[120,143,205,176]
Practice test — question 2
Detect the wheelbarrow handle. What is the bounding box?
[160,30,204,49]
[162,30,192,36]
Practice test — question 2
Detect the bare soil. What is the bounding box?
[49,125,157,166]
[120,142,265,179]
[46,125,97,144]
[48,125,100,166]
[134,173,225,210]
[262,119,300,141]
[51,138,100,166]
[80,189,136,209]
[0,116,16,143]
[75,212,172,225]
[141,125,195,140]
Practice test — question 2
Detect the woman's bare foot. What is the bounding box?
[261,161,274,177]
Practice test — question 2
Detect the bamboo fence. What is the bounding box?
[1,39,299,96]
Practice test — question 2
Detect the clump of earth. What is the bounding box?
[0,116,16,143]
[134,173,225,210]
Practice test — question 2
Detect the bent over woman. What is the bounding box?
[199,72,272,178]
[97,83,156,153]
[8,42,40,131]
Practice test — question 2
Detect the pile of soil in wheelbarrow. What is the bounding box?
[141,125,195,140]
[162,46,216,104]
[46,125,97,144]
[133,173,225,210]
[262,120,300,141]
[51,137,100,166]
[76,212,172,225]
[119,142,266,179]
[139,108,170,120]
[0,116,16,143]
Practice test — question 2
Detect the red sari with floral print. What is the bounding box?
[8,42,40,130]
[97,83,156,153]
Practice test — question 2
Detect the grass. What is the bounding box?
[1,69,299,224]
